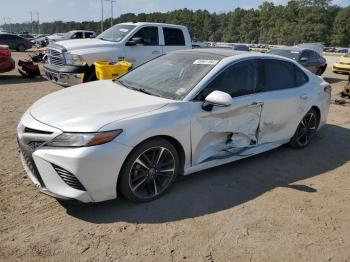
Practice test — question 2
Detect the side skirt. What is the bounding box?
[184,142,285,176]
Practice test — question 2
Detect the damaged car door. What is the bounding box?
[190,59,262,165]
[254,59,310,144]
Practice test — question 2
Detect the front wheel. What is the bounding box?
[288,108,319,149]
[118,138,180,202]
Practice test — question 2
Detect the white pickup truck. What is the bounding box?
[44,22,192,86]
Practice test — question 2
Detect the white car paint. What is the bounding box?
[18,49,331,203]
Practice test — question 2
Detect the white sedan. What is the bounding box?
[17,49,331,203]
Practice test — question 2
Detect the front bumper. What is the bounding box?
[17,112,132,203]
[43,63,85,87]
[332,63,350,74]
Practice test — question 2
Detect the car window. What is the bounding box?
[163,28,185,46]
[198,60,258,100]
[132,27,159,46]
[301,50,313,60]
[97,24,136,42]
[258,59,305,92]
[85,32,94,38]
[72,32,84,39]
[295,64,309,86]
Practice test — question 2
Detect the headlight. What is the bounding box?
[64,52,86,65]
[47,130,122,147]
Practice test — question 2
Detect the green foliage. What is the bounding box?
[3,0,349,47]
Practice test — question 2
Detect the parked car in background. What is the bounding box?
[18,49,331,203]
[18,32,34,40]
[31,34,49,48]
[267,47,327,75]
[0,33,33,51]
[44,22,192,86]
[47,30,96,43]
[231,44,249,51]
[0,45,15,73]
[324,47,336,52]
[335,48,349,53]
[333,52,350,74]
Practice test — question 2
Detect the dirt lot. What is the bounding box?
[1,51,350,261]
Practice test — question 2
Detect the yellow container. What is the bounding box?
[94,61,132,80]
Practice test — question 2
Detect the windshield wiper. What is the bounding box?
[116,80,160,97]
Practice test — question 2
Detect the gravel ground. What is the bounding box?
[0,51,349,262]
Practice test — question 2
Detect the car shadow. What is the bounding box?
[62,124,350,224]
[0,74,47,85]
[323,77,346,84]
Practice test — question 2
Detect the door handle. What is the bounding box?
[300,94,309,100]
[152,50,161,55]
[248,101,264,108]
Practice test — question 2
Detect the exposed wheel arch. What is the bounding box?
[311,105,321,124]
[117,135,186,193]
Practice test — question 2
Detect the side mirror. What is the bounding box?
[299,57,308,62]
[126,37,143,46]
[202,90,232,111]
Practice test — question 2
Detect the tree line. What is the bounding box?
[3,0,350,47]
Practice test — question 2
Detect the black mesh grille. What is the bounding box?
[17,138,46,187]
[27,141,45,150]
[52,164,86,191]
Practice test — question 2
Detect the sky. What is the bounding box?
[1,0,349,24]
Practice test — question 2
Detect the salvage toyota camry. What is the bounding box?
[17,49,331,203]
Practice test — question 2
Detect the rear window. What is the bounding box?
[258,59,308,92]
[163,28,185,46]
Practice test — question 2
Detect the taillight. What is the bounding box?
[324,85,332,95]
[0,47,11,57]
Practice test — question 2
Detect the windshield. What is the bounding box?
[63,31,74,39]
[97,24,136,42]
[118,52,223,100]
[267,49,300,60]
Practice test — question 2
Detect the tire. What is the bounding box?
[118,138,180,202]
[17,44,26,52]
[316,67,324,76]
[288,108,319,149]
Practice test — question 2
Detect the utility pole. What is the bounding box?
[3,17,7,32]
[4,17,12,32]
[101,0,104,33]
[36,12,40,34]
[30,11,33,34]
[105,0,116,28]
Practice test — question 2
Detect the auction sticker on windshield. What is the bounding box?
[193,60,219,65]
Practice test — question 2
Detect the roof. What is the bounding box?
[174,48,248,57]
[120,22,187,29]
[271,47,306,52]
[172,48,300,64]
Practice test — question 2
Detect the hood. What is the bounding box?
[56,38,114,51]
[30,80,170,132]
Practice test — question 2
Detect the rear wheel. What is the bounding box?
[119,138,180,202]
[288,108,319,149]
[17,44,26,52]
